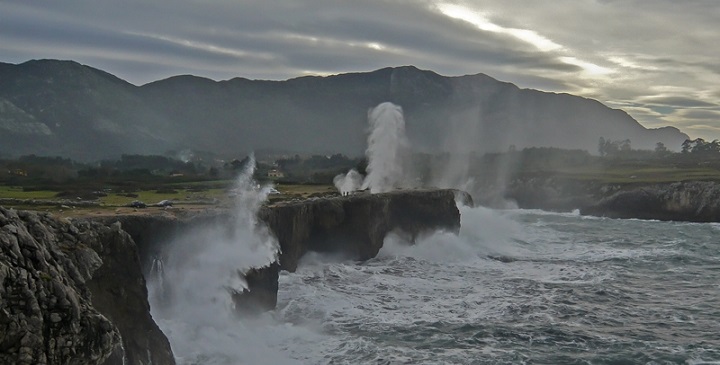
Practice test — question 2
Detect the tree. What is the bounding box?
[655,142,668,154]
[619,139,632,152]
[681,139,693,153]
[680,138,720,155]
[598,137,606,156]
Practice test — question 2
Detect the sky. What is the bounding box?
[2,0,719,140]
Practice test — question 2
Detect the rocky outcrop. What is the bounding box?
[0,207,119,364]
[582,181,720,221]
[260,189,468,272]
[104,189,468,312]
[491,177,720,222]
[0,207,174,365]
[82,222,174,365]
[247,189,467,310]
[0,188,466,364]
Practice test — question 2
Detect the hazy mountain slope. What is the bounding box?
[139,65,687,155]
[0,60,688,159]
[0,60,173,160]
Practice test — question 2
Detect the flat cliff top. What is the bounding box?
[51,188,469,223]
[267,188,467,208]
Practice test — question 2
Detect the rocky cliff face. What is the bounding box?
[260,189,468,272]
[82,222,174,365]
[1,189,467,363]
[107,189,468,312]
[486,177,720,223]
[582,181,720,221]
[0,207,174,365]
[0,207,119,364]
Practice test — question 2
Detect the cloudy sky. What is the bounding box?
[2,0,719,140]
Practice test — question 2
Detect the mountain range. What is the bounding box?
[0,59,688,160]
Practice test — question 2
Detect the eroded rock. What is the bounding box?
[0,207,119,365]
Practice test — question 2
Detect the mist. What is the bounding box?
[333,169,363,196]
[361,102,410,193]
[148,154,293,364]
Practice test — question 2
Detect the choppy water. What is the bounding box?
[155,206,720,365]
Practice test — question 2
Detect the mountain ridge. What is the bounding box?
[0,59,688,160]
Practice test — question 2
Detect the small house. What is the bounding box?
[267,169,284,178]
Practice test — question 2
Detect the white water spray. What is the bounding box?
[333,169,363,196]
[361,102,409,193]
[149,153,292,364]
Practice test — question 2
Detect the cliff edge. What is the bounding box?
[109,189,469,311]
[260,189,468,272]
[1,188,467,363]
[0,207,119,364]
[0,207,174,365]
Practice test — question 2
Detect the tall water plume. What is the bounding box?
[361,102,409,193]
[149,153,287,364]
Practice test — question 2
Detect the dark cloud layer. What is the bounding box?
[1,0,719,140]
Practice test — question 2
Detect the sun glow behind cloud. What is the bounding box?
[559,56,614,76]
[436,3,562,52]
[435,3,616,77]
[126,31,276,61]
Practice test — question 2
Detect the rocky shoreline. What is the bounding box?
[495,178,720,222]
[7,180,718,364]
[1,189,468,364]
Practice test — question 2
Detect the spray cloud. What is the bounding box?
[149,153,285,363]
[333,169,363,196]
[360,102,409,193]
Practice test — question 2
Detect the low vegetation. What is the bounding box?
[3,138,720,217]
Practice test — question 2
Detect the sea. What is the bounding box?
[151,203,720,365]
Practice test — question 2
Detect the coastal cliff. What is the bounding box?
[582,181,720,221]
[0,207,174,365]
[260,189,468,272]
[491,177,720,222]
[111,189,468,310]
[83,222,175,365]
[1,188,467,364]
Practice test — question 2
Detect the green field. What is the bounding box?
[0,181,339,216]
[0,186,58,200]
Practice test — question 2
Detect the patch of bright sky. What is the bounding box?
[126,31,276,61]
[435,3,614,77]
[608,56,658,71]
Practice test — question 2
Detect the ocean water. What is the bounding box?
[152,205,720,365]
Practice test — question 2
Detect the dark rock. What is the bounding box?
[0,207,120,365]
[259,189,466,272]
[582,181,720,221]
[83,222,174,365]
[232,262,280,315]
[0,207,175,365]
[104,189,467,314]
